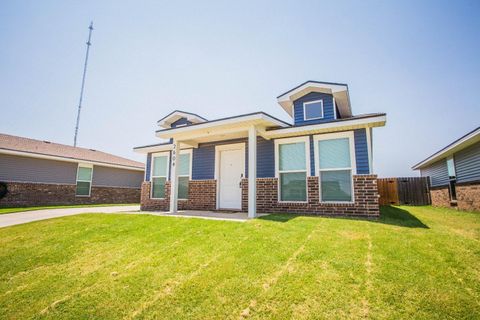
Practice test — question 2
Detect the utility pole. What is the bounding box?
[73,21,94,147]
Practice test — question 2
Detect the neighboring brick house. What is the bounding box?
[134,81,387,218]
[0,133,144,207]
[413,127,480,212]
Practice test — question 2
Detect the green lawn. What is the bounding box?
[0,203,138,215]
[0,206,479,319]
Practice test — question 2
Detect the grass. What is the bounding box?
[0,203,138,215]
[0,206,479,319]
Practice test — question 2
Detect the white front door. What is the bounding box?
[217,144,245,210]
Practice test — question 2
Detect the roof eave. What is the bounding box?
[412,127,480,170]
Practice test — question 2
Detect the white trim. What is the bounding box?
[157,111,207,128]
[169,141,180,212]
[412,127,480,170]
[75,164,93,197]
[313,131,356,204]
[156,113,289,139]
[274,136,310,203]
[303,99,324,121]
[150,151,170,200]
[248,126,257,218]
[366,127,373,173]
[177,149,193,200]
[0,148,144,172]
[264,115,386,139]
[214,143,246,210]
[333,97,337,119]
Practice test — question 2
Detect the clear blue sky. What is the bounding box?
[1,0,479,177]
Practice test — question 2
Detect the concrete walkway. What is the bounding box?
[121,210,266,222]
[0,205,140,228]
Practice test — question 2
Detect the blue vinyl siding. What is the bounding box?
[145,153,152,181]
[171,117,192,128]
[454,141,480,183]
[257,137,275,178]
[293,92,335,126]
[354,129,370,174]
[309,136,315,176]
[420,160,449,187]
[192,144,216,180]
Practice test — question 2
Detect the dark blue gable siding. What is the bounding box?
[171,117,192,128]
[354,129,370,174]
[293,92,335,126]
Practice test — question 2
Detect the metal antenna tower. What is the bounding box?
[73,21,94,147]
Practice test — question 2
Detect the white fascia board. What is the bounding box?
[412,128,480,170]
[155,113,289,139]
[0,149,145,172]
[264,115,386,138]
[134,144,173,154]
[157,111,207,128]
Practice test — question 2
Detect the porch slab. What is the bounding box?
[125,210,269,222]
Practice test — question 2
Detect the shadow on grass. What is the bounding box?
[258,206,429,229]
[378,206,429,229]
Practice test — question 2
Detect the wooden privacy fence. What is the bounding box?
[378,177,431,206]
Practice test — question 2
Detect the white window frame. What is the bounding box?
[177,149,193,200]
[150,151,170,200]
[303,99,324,121]
[76,163,93,197]
[313,131,356,204]
[274,136,311,203]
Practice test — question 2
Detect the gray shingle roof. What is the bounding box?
[0,133,144,170]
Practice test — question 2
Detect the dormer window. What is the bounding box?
[303,100,324,120]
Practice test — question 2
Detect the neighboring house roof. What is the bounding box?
[0,133,144,171]
[277,80,352,118]
[412,126,480,170]
[157,110,208,129]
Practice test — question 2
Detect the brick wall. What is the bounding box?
[0,181,140,207]
[429,183,479,212]
[430,187,451,208]
[241,175,379,217]
[141,180,216,211]
[456,183,480,212]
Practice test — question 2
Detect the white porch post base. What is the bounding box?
[169,139,180,213]
[248,125,257,218]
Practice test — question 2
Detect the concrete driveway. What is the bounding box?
[0,205,140,228]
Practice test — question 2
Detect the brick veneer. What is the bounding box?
[430,187,451,208]
[0,182,140,207]
[457,183,480,212]
[241,175,380,217]
[140,180,216,211]
[430,183,480,212]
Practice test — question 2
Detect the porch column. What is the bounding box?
[248,125,257,218]
[169,139,180,213]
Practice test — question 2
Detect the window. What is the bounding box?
[177,150,192,199]
[275,137,310,202]
[303,100,324,120]
[314,132,355,202]
[151,152,169,199]
[446,156,457,201]
[76,164,93,196]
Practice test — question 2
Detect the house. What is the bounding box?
[0,133,144,207]
[412,127,480,212]
[134,81,387,217]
